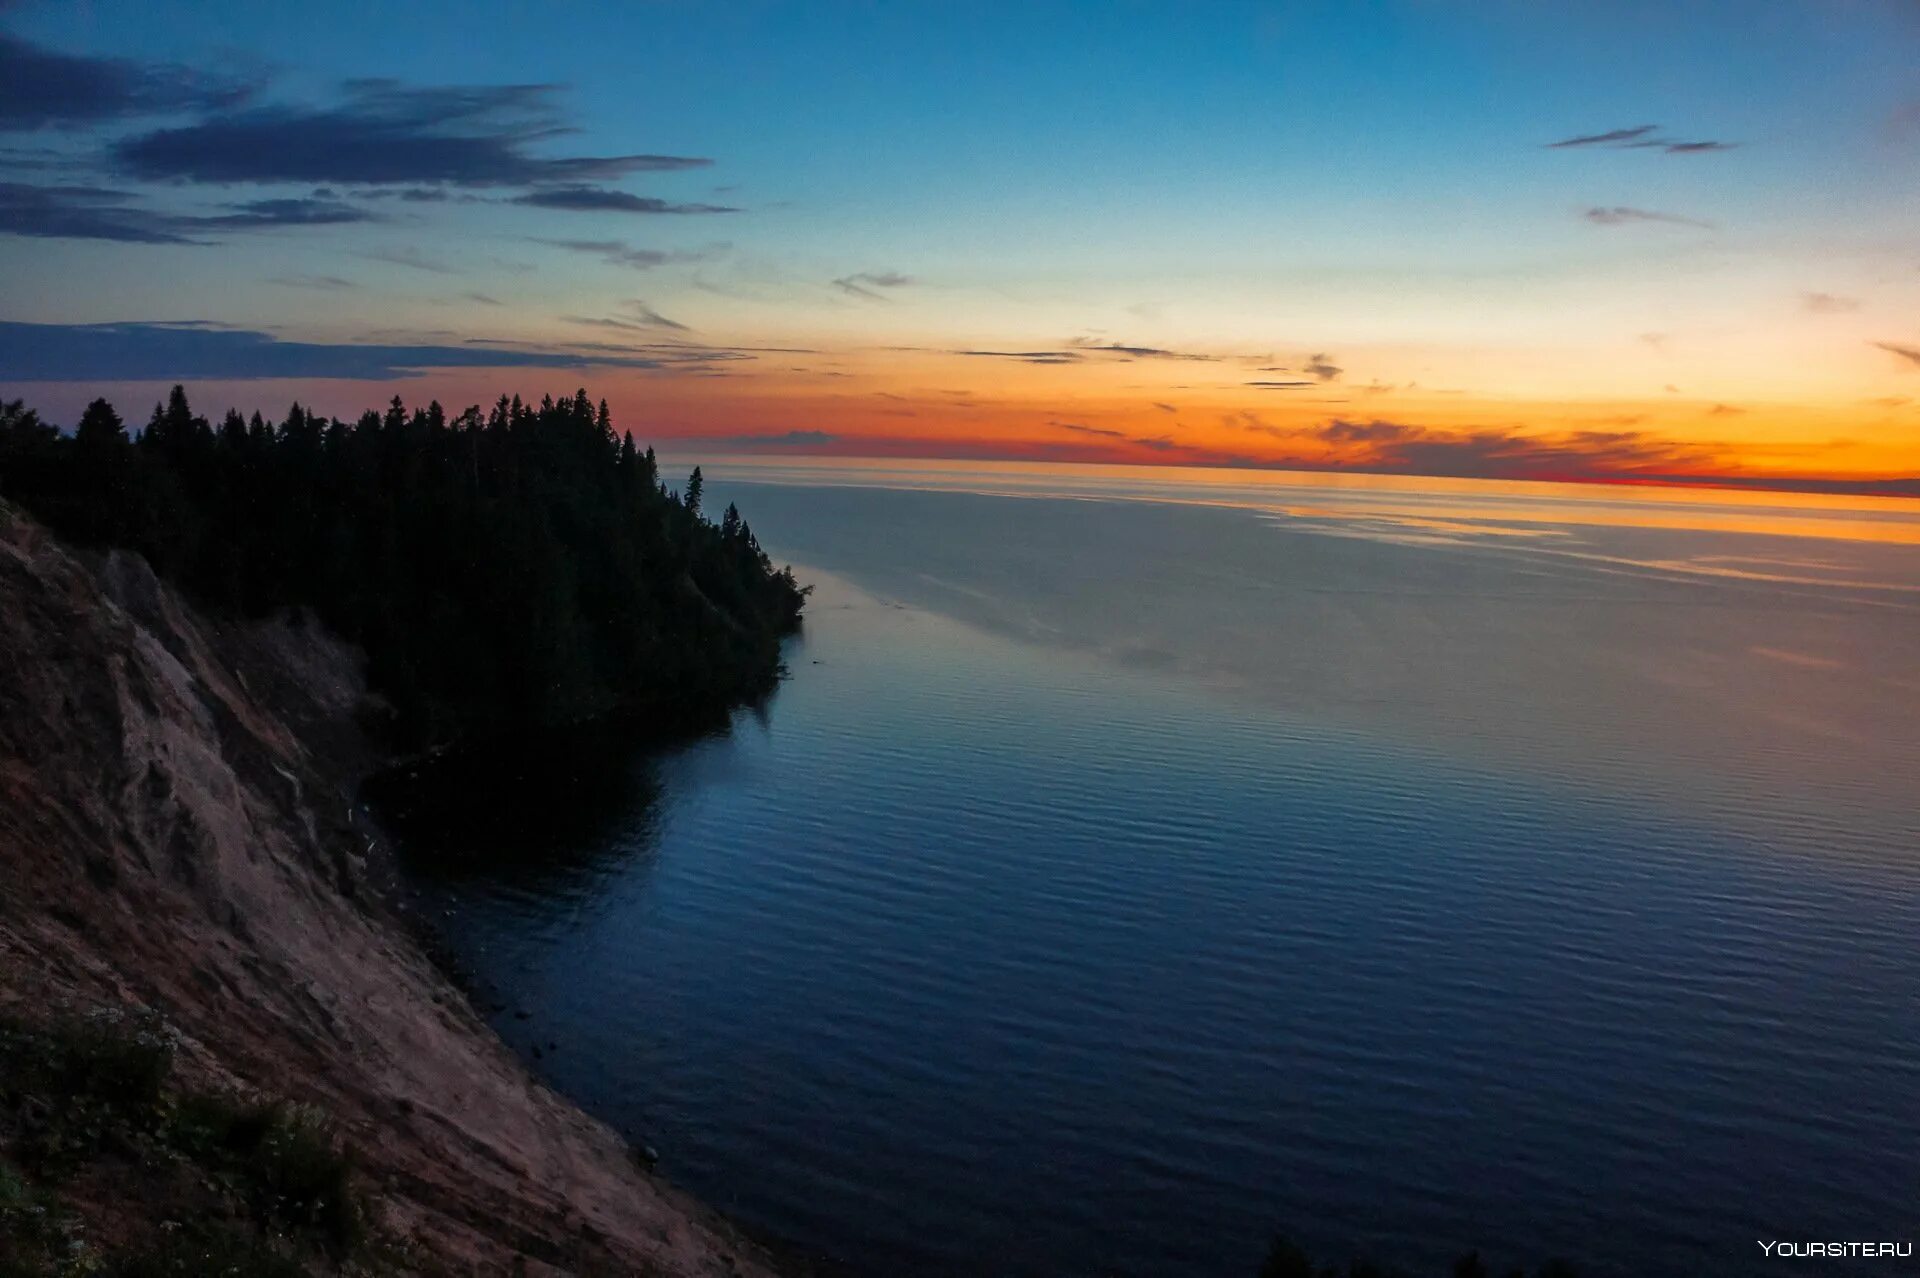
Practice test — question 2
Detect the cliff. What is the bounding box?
[0,499,785,1276]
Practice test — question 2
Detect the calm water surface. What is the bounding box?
[393,464,1920,1277]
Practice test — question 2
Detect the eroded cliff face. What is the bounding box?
[0,502,783,1276]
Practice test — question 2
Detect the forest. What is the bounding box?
[0,387,808,749]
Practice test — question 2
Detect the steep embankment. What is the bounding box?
[0,500,784,1276]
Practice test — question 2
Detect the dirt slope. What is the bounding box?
[0,501,784,1276]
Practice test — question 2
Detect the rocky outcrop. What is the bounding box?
[0,501,783,1276]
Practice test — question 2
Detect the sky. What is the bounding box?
[3,0,1920,488]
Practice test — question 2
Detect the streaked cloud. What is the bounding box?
[1066,337,1219,362]
[1874,341,1920,369]
[1547,124,1737,153]
[362,245,458,274]
[833,271,913,300]
[0,182,371,243]
[1303,419,1714,479]
[1583,206,1715,229]
[112,80,709,187]
[511,185,737,214]
[563,301,689,332]
[536,237,716,270]
[1547,124,1659,148]
[199,196,371,229]
[0,319,686,381]
[622,300,689,330]
[270,273,358,290]
[706,429,839,447]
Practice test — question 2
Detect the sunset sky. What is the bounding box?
[5,1,1920,486]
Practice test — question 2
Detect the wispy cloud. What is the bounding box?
[536,237,716,270]
[511,185,737,214]
[198,196,371,229]
[362,245,458,274]
[952,349,1085,365]
[0,182,372,243]
[270,273,358,290]
[1547,123,1737,153]
[1548,124,1659,148]
[0,319,686,381]
[111,80,710,187]
[1583,206,1715,229]
[1066,337,1219,362]
[705,429,839,448]
[832,271,913,300]
[563,301,689,332]
[1874,341,1920,369]
[1801,291,1860,314]
[622,300,689,330]
[1269,418,1716,479]
[461,291,503,306]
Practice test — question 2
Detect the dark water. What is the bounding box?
[395,466,1920,1277]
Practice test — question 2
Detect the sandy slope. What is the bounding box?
[0,501,785,1276]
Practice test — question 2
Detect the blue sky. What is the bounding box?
[4,1,1920,482]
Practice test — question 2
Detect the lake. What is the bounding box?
[391,462,1920,1276]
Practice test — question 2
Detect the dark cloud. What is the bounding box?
[946,340,1225,366]
[1152,402,1178,413]
[1583,206,1714,229]
[1304,352,1342,381]
[0,320,684,381]
[0,182,370,243]
[1066,338,1219,362]
[623,300,689,331]
[1280,418,1714,479]
[833,271,913,300]
[461,291,503,306]
[1247,381,1315,389]
[512,185,736,214]
[1050,420,1183,452]
[1547,124,1659,148]
[953,349,1085,365]
[112,80,709,187]
[0,33,257,131]
[535,238,714,270]
[562,306,690,334]
[1547,124,1737,153]
[1875,341,1920,369]
[0,181,196,243]
[1656,140,1737,153]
